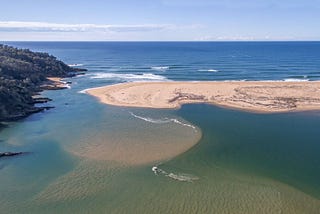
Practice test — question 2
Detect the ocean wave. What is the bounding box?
[222,79,247,82]
[222,79,310,82]
[198,69,219,72]
[283,78,309,82]
[130,112,197,130]
[151,66,169,71]
[152,166,199,182]
[68,63,84,67]
[89,72,168,81]
[257,78,310,82]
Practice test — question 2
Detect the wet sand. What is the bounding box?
[68,118,201,166]
[85,81,320,113]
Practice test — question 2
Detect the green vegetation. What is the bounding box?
[0,44,85,122]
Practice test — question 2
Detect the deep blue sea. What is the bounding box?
[1,42,320,214]
[4,41,320,82]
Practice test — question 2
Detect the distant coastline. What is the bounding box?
[86,81,320,113]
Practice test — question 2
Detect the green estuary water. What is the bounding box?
[1,98,320,213]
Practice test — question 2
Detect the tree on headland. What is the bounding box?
[0,44,84,122]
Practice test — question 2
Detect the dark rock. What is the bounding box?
[73,68,88,72]
[31,97,52,104]
[40,85,69,90]
[0,152,27,158]
[42,106,55,110]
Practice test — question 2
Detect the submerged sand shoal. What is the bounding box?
[86,81,320,113]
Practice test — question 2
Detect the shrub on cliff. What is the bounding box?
[0,44,78,121]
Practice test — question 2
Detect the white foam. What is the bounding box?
[223,79,311,82]
[198,69,219,72]
[68,63,84,67]
[152,166,199,182]
[283,78,309,82]
[222,79,247,82]
[166,173,199,182]
[170,119,197,130]
[130,112,197,130]
[151,66,169,71]
[78,89,87,94]
[89,72,168,82]
[130,112,172,124]
[261,79,310,82]
[78,85,117,94]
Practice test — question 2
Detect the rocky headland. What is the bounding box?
[0,44,86,122]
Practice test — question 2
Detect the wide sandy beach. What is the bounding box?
[86,81,320,113]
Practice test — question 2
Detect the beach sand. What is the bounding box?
[86,81,320,113]
[43,77,70,89]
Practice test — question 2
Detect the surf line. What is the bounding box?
[129,112,197,131]
[152,166,199,182]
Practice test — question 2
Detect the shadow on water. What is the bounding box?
[177,104,320,199]
[0,123,8,132]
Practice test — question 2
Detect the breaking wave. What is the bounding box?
[68,63,84,67]
[222,78,310,82]
[283,78,309,82]
[151,66,169,71]
[89,73,168,82]
[198,69,219,72]
[129,112,197,130]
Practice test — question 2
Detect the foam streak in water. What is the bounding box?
[152,166,199,182]
[198,69,219,72]
[129,112,196,130]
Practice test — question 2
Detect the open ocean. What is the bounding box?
[1,42,320,213]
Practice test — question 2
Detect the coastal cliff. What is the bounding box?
[0,44,86,122]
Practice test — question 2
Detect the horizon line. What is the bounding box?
[2,40,320,43]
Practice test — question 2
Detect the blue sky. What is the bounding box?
[0,0,319,41]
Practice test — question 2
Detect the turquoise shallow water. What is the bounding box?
[1,42,320,213]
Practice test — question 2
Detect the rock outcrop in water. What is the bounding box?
[0,152,29,159]
[0,44,86,122]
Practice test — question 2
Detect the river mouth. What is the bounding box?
[2,41,320,213]
[1,100,320,213]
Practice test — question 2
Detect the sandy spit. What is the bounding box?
[85,81,320,113]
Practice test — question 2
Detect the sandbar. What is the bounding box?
[85,81,320,113]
